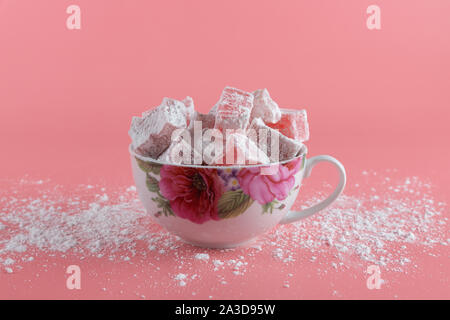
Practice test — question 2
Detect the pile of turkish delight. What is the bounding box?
[129,87,309,165]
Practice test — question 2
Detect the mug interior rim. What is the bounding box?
[129,144,308,169]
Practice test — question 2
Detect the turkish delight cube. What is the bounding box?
[213,87,254,131]
[129,98,187,158]
[251,89,281,124]
[224,132,270,165]
[267,109,309,142]
[214,105,251,131]
[188,111,216,131]
[248,118,303,161]
[158,129,201,164]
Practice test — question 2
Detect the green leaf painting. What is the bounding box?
[146,174,160,193]
[152,195,174,217]
[135,158,173,217]
[217,190,254,219]
[262,200,286,214]
[135,157,162,175]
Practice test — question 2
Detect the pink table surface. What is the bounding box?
[0,0,449,299]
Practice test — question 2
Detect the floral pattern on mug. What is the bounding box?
[135,156,304,224]
[159,166,224,224]
[217,168,240,191]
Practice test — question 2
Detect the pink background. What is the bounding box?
[0,0,449,299]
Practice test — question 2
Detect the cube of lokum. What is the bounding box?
[220,86,254,109]
[210,86,253,115]
[224,133,270,165]
[213,87,254,131]
[251,89,281,124]
[248,118,303,161]
[158,129,201,165]
[267,109,309,142]
[215,106,251,131]
[201,130,270,166]
[188,111,216,131]
[129,98,187,158]
[142,97,194,125]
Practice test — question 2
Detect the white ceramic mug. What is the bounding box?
[130,145,346,248]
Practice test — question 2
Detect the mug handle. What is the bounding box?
[279,155,346,225]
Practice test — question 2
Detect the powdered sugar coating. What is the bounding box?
[128,98,187,158]
[251,89,281,124]
[157,129,202,165]
[214,106,251,131]
[201,131,271,165]
[213,87,254,131]
[224,132,270,165]
[188,111,215,131]
[268,109,309,142]
[129,87,310,164]
[248,118,303,161]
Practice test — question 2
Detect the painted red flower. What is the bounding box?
[159,166,224,224]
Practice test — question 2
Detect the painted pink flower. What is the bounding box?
[159,166,224,224]
[237,157,303,205]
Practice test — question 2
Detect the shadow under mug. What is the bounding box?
[130,145,346,248]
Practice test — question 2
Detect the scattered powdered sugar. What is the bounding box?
[213,259,224,271]
[174,273,187,286]
[0,180,149,267]
[194,253,210,261]
[0,171,447,290]
[265,174,448,272]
